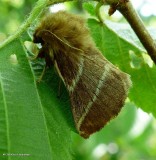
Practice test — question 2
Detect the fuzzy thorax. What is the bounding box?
[33,11,95,54]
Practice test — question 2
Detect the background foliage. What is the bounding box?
[0,0,156,160]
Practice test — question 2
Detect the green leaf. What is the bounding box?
[88,19,156,117]
[0,33,74,159]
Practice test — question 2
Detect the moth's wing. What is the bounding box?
[55,48,131,138]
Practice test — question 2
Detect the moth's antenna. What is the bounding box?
[40,29,84,53]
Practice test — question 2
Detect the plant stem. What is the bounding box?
[0,0,73,50]
[117,1,156,63]
[0,0,49,49]
[95,2,103,23]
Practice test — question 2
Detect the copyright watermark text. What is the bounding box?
[2,153,30,156]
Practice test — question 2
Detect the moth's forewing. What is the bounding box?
[55,48,131,138]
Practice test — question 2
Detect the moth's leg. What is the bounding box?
[37,65,47,83]
[37,51,54,83]
[30,47,46,83]
[29,44,50,83]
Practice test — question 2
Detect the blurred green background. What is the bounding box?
[0,0,156,159]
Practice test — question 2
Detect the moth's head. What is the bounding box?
[33,28,44,44]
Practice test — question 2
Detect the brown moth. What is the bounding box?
[33,11,132,138]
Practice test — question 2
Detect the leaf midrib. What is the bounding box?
[0,72,10,160]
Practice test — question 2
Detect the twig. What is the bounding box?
[108,0,156,63]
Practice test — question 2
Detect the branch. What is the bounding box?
[106,0,156,64]
[0,0,70,49]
